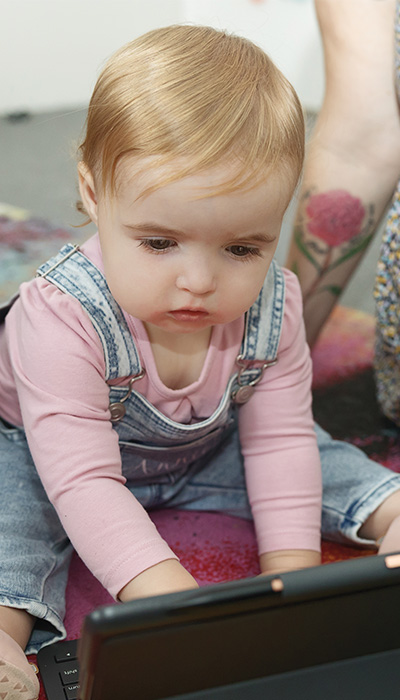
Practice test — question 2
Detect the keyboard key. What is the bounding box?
[64,682,80,699]
[60,659,80,685]
[55,648,77,663]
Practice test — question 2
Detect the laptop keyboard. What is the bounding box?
[37,639,80,700]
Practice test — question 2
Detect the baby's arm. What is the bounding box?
[118,560,198,601]
[6,281,194,599]
[239,271,322,574]
[259,550,320,576]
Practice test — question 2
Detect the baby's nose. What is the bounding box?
[176,256,217,295]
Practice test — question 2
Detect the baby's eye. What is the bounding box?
[227,245,262,259]
[140,238,175,252]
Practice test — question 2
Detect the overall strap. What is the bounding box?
[232,258,285,401]
[36,244,142,380]
[241,258,285,363]
[36,245,285,396]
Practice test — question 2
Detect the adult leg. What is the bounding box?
[286,0,400,346]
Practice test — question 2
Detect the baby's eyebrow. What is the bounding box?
[126,222,184,236]
[238,233,277,244]
[126,223,276,243]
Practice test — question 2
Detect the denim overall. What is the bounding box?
[0,243,285,652]
[1,244,400,654]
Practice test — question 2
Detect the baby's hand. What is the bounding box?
[118,559,198,601]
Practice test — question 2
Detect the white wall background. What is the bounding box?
[184,0,324,110]
[1,0,324,115]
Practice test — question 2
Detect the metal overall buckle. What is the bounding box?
[36,245,80,278]
[109,369,146,422]
[232,355,277,404]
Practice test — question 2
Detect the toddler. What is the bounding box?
[1,24,400,700]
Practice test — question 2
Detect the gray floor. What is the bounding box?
[0,109,383,315]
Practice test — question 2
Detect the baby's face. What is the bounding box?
[79,157,294,341]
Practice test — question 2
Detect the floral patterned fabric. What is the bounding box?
[373,4,400,425]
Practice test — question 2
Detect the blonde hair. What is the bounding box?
[78,24,304,200]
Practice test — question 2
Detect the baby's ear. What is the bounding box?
[78,162,98,224]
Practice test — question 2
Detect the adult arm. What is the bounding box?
[286,0,400,346]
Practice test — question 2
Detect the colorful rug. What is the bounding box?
[0,203,88,305]
[0,208,394,698]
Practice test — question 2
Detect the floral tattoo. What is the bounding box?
[292,189,375,302]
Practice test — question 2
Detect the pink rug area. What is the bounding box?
[63,511,261,641]
[312,306,375,389]
[63,507,374,640]
[312,308,400,474]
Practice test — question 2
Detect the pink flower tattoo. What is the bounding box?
[306,190,365,246]
[292,188,374,305]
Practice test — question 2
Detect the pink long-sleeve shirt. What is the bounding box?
[0,235,321,598]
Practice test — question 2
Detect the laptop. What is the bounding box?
[37,552,400,700]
